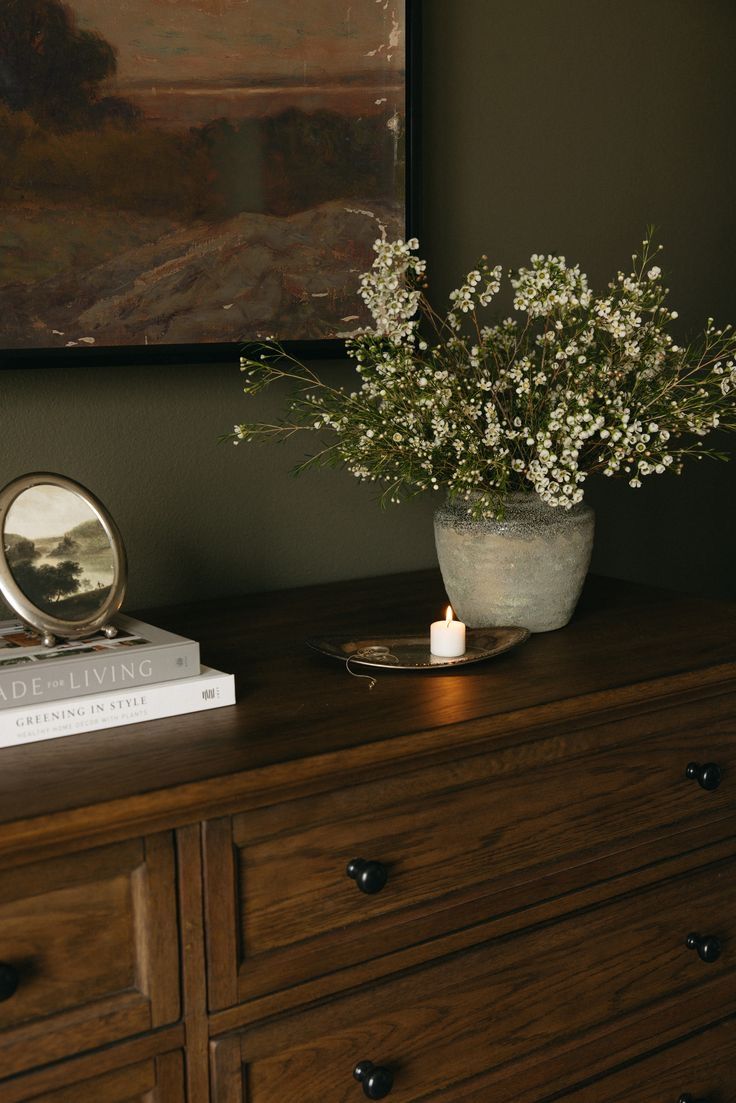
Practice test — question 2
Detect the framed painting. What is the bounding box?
[0,0,420,367]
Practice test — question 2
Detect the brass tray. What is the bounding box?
[307,626,530,671]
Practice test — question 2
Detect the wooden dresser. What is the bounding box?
[0,571,733,1102]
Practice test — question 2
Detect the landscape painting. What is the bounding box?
[3,486,114,618]
[0,0,410,358]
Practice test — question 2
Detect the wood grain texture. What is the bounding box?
[3,674,733,869]
[6,1050,186,1103]
[0,833,179,1075]
[135,833,181,1026]
[0,993,149,1083]
[0,1031,184,1103]
[202,818,240,1013]
[218,849,736,1103]
[199,691,735,1006]
[26,1062,155,1103]
[0,574,731,852]
[556,1013,736,1101]
[439,999,736,1103]
[210,1037,244,1103]
[0,572,732,1099]
[210,822,736,1036]
[150,1051,186,1103]
[176,824,211,1103]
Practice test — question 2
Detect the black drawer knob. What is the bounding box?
[347,859,388,895]
[686,932,721,963]
[354,1061,394,1099]
[679,1095,711,1102]
[686,762,722,791]
[0,963,19,1002]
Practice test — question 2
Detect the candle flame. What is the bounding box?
[445,605,454,627]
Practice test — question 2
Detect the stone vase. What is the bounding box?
[433,493,595,632]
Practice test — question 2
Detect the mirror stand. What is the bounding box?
[40,622,119,649]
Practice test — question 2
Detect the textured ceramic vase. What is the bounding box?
[433,493,595,633]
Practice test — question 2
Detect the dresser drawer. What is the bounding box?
[203,691,735,1007]
[555,1014,736,1102]
[210,848,736,1102]
[1,1046,185,1103]
[0,834,179,1076]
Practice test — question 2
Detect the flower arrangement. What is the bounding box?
[228,235,735,517]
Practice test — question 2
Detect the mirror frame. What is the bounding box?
[0,472,127,641]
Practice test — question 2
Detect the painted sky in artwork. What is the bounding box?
[5,488,99,540]
[67,0,405,86]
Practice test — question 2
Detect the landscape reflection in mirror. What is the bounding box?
[4,487,114,620]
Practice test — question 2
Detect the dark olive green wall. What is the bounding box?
[421,0,736,600]
[1,0,734,608]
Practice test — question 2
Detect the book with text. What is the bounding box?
[0,666,235,747]
[0,615,200,709]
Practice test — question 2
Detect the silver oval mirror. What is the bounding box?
[0,473,127,645]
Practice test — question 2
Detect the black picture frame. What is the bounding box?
[0,1,421,371]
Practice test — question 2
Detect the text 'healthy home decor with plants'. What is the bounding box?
[228,236,736,631]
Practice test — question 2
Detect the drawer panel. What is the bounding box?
[2,1047,185,1103]
[0,834,179,1076]
[212,850,736,1103]
[204,691,735,1006]
[555,1014,736,1102]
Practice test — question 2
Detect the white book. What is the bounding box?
[0,666,235,749]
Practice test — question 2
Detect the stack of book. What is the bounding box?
[0,616,235,748]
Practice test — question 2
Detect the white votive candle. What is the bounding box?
[430,605,466,657]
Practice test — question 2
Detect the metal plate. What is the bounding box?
[306,627,530,670]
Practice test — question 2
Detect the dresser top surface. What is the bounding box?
[0,571,733,833]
